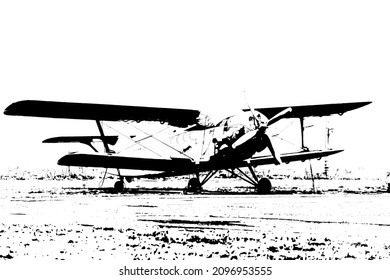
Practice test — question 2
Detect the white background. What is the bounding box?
[0,0,389,174]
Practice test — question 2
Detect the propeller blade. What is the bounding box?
[264,133,282,165]
[246,105,260,128]
[242,92,261,128]
[268,107,292,126]
[231,129,257,149]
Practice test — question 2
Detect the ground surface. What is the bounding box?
[1,178,389,260]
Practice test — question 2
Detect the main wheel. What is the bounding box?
[114,180,125,191]
[255,177,272,194]
[186,178,202,193]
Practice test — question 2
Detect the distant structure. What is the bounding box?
[324,125,334,178]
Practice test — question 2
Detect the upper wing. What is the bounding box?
[4,100,371,130]
[4,100,201,128]
[249,101,371,119]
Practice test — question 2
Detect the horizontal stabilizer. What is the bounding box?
[43,136,118,145]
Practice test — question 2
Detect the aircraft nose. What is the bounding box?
[258,126,267,133]
[258,113,269,128]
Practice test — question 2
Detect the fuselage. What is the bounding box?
[211,111,271,162]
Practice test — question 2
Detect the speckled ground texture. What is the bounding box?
[1,178,389,260]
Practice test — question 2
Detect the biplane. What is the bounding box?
[4,100,370,193]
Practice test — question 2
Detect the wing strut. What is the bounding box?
[246,161,259,184]
[96,120,114,154]
[95,120,124,190]
[300,117,308,151]
[227,168,258,186]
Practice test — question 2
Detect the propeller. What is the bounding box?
[259,107,292,164]
[245,93,291,129]
[242,92,262,128]
[248,105,261,128]
[213,93,293,165]
[232,106,292,165]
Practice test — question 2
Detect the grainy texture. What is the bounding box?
[0,178,389,260]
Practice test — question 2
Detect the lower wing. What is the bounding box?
[58,149,342,178]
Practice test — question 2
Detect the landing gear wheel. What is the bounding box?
[255,178,272,194]
[114,180,125,192]
[186,178,202,193]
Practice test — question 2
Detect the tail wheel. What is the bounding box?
[186,178,202,193]
[114,180,125,191]
[256,177,272,194]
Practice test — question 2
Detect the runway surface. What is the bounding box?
[1,178,389,260]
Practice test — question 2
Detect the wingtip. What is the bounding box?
[3,102,16,116]
[340,101,372,115]
[3,100,30,116]
[356,101,372,108]
[57,153,76,166]
[361,101,372,106]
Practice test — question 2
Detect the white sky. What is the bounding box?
[0,1,389,174]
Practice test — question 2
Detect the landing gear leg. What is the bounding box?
[229,162,273,194]
[184,169,218,194]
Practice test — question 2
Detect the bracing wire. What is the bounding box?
[271,120,295,137]
[119,126,171,155]
[270,120,301,148]
[129,123,194,161]
[273,136,298,147]
[102,122,161,157]
[99,168,108,187]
